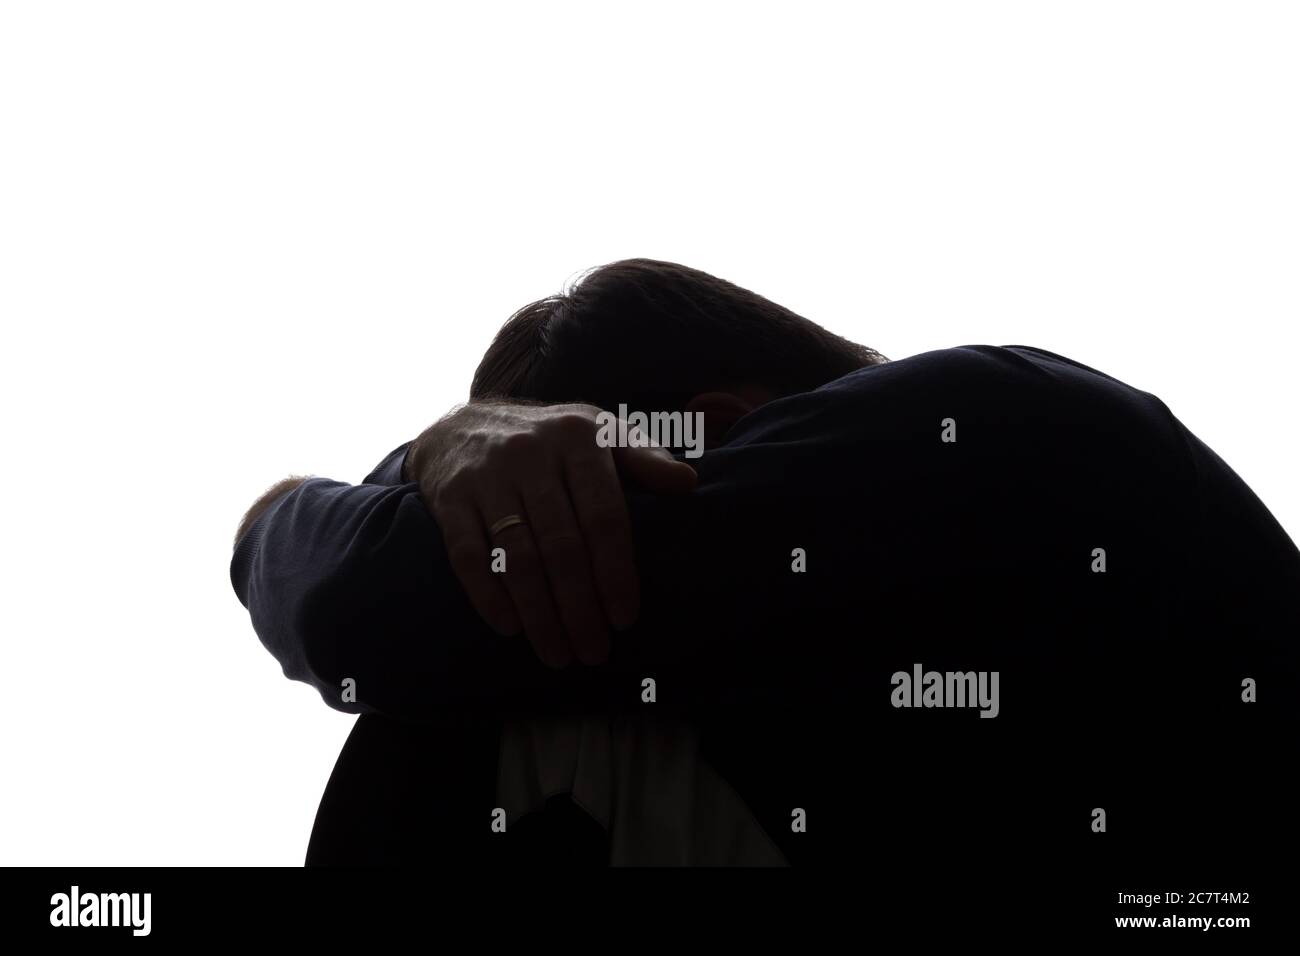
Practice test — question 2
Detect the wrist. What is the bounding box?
[404,424,439,484]
[405,403,472,486]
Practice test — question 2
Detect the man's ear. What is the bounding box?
[684,391,761,448]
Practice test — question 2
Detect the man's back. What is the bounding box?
[234,345,1300,873]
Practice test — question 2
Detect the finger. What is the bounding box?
[566,448,641,631]
[436,504,521,637]
[480,495,572,669]
[612,443,698,494]
[522,478,611,666]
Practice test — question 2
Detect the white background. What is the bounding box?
[1,2,1296,865]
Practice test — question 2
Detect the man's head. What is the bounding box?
[471,258,886,443]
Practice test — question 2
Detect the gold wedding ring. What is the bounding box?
[488,514,527,537]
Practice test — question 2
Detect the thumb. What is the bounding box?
[612,444,698,493]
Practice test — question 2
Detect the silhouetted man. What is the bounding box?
[231,259,1299,883]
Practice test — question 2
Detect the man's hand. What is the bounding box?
[404,401,698,668]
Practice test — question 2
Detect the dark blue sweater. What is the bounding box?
[231,345,1300,870]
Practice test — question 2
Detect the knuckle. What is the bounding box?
[497,430,541,459]
[545,410,596,441]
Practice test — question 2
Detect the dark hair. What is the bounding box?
[470,258,887,413]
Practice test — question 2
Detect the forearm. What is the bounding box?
[232,386,880,720]
[231,396,864,721]
[232,470,648,720]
